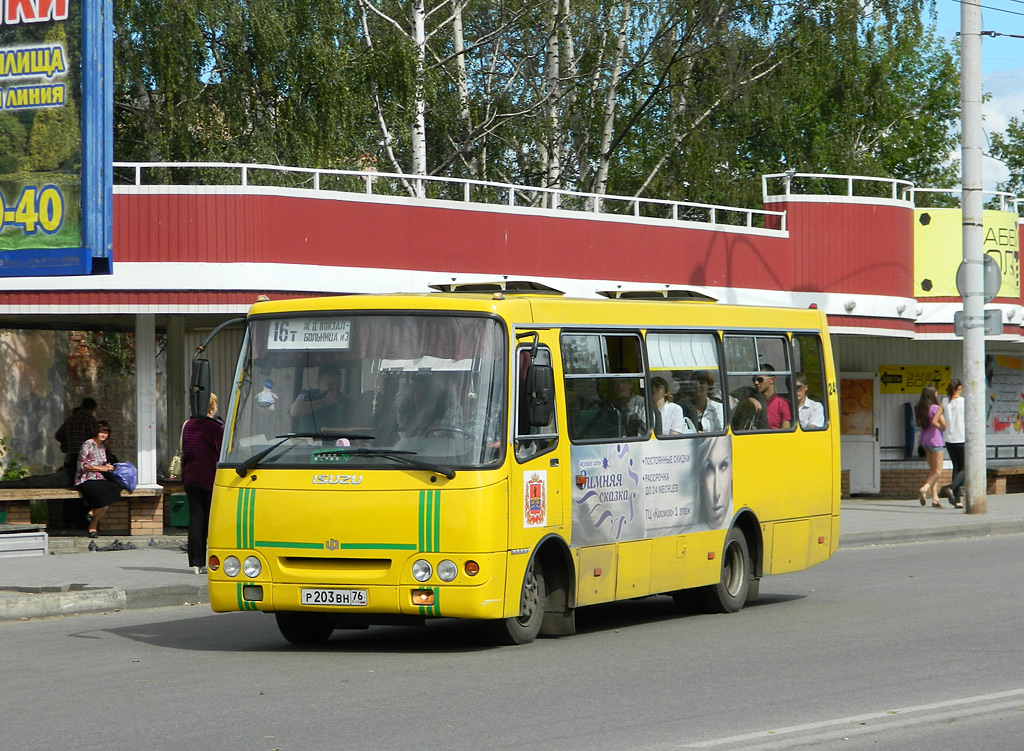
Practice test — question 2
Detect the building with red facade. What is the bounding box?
[0,164,1020,497]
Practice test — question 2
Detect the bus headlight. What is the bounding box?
[242,556,262,578]
[437,560,458,582]
[223,556,241,578]
[412,559,432,582]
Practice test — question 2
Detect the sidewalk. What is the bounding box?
[2,495,1024,622]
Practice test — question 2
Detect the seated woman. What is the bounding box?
[75,421,123,538]
[651,376,695,436]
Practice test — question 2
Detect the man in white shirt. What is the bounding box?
[795,372,825,429]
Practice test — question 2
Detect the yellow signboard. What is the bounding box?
[879,365,951,395]
[913,208,1020,298]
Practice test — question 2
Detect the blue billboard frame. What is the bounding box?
[0,0,113,277]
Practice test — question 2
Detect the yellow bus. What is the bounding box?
[203,282,840,645]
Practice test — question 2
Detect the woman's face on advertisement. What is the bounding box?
[701,437,731,527]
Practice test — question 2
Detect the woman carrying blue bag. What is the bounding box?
[76,421,122,538]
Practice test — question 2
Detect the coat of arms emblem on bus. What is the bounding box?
[524,471,547,527]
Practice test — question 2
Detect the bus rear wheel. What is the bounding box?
[489,561,545,645]
[275,611,334,645]
[699,527,751,614]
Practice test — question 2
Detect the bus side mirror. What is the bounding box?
[525,363,554,427]
[190,358,211,418]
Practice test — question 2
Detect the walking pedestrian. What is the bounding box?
[941,379,965,508]
[915,385,946,508]
[182,393,224,574]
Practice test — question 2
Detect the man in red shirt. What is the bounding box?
[754,366,792,429]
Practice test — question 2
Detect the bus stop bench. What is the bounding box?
[0,486,164,536]
[986,466,1024,494]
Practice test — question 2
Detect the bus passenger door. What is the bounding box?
[509,341,567,549]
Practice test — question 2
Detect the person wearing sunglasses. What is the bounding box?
[753,366,791,429]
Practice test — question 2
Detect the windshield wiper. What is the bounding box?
[235,432,374,477]
[313,447,456,480]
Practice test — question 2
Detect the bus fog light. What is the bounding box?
[464,560,479,576]
[223,556,241,578]
[412,589,435,606]
[412,559,432,582]
[437,560,457,582]
[243,556,262,578]
[242,585,263,602]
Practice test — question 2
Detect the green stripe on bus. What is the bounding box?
[235,488,244,548]
[418,489,441,553]
[236,487,255,549]
[245,487,255,548]
[236,582,258,611]
[254,540,324,549]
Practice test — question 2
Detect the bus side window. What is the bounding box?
[792,334,829,430]
[724,334,795,432]
[645,330,725,436]
[515,346,557,461]
[563,332,647,442]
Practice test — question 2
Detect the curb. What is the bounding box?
[0,582,208,622]
[839,519,1024,549]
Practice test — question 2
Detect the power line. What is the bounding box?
[949,0,1024,19]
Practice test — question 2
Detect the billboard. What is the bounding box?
[913,208,1020,299]
[0,0,112,276]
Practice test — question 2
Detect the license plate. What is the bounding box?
[300,588,368,607]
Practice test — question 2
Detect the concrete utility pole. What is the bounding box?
[961,0,987,514]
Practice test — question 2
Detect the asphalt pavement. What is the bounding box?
[2,494,1023,622]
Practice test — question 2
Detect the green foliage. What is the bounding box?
[84,332,136,376]
[990,118,1024,197]
[0,437,30,481]
[112,0,961,205]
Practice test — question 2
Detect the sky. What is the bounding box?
[934,0,1024,190]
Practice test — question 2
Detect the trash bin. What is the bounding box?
[169,493,189,527]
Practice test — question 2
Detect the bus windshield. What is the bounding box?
[223,313,507,470]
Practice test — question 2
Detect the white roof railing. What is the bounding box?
[909,187,1020,214]
[762,172,916,203]
[113,161,787,233]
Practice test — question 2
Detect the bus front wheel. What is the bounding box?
[489,561,546,645]
[275,611,334,645]
[699,527,751,614]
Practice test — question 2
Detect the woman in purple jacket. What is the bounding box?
[181,393,224,573]
[915,385,946,508]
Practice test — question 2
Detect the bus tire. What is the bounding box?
[275,611,334,645]
[699,527,751,614]
[489,560,546,645]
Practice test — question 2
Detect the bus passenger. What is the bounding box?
[698,435,732,529]
[608,374,648,436]
[290,364,345,433]
[689,370,724,433]
[651,376,693,436]
[756,366,791,429]
[795,372,824,429]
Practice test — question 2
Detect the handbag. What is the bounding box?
[111,462,138,493]
[167,421,185,478]
[168,452,182,478]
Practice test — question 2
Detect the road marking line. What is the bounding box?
[683,688,1024,748]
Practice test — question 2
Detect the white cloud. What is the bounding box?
[982,67,1024,190]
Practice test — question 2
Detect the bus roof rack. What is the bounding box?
[596,286,718,302]
[428,279,565,295]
